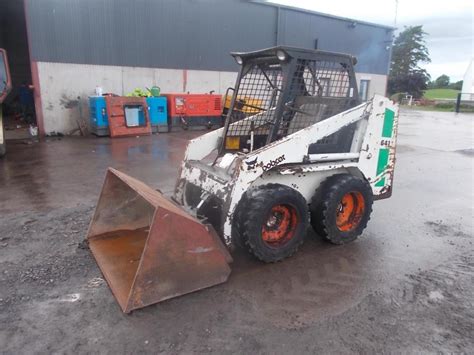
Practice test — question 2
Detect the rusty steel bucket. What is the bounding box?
[86,168,232,313]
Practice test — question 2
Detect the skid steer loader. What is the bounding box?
[86,46,398,313]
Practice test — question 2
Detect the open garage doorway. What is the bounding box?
[0,0,37,142]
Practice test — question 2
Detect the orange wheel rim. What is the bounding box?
[261,204,299,247]
[336,191,365,232]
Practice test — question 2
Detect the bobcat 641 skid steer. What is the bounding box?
[86,47,398,313]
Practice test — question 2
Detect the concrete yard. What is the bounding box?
[0,109,473,353]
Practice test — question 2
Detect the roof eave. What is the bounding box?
[250,0,396,31]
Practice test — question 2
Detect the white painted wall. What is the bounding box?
[37,62,238,134]
[355,72,387,100]
[36,61,387,134]
[38,63,122,134]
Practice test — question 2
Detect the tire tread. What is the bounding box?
[237,184,308,263]
[310,174,373,244]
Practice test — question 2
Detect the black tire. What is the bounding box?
[0,142,5,158]
[235,184,308,263]
[231,191,249,249]
[310,174,373,245]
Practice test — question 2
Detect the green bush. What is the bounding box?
[435,102,455,109]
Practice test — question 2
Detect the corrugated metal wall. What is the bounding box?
[0,0,32,90]
[25,0,392,75]
[277,9,392,74]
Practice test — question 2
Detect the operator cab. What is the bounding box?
[220,46,360,156]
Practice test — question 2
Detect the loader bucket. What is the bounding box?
[86,168,232,313]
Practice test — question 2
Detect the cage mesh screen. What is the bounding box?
[224,57,354,148]
[226,63,283,137]
[280,59,352,139]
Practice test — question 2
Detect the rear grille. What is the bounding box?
[214,98,221,111]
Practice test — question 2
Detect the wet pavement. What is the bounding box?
[0,109,473,353]
[0,131,200,214]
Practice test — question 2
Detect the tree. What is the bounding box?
[435,74,450,88]
[388,26,431,98]
[449,80,463,90]
[388,72,430,99]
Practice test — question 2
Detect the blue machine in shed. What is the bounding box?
[89,96,109,136]
[89,96,168,136]
[146,97,169,132]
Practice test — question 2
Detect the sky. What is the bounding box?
[271,0,473,81]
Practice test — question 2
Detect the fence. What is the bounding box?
[455,93,474,113]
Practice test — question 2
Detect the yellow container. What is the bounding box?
[223,95,264,114]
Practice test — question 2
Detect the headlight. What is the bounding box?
[276,50,287,61]
[234,56,243,65]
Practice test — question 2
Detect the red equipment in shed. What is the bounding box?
[164,93,222,130]
[105,96,152,138]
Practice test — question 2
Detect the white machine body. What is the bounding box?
[175,95,399,246]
